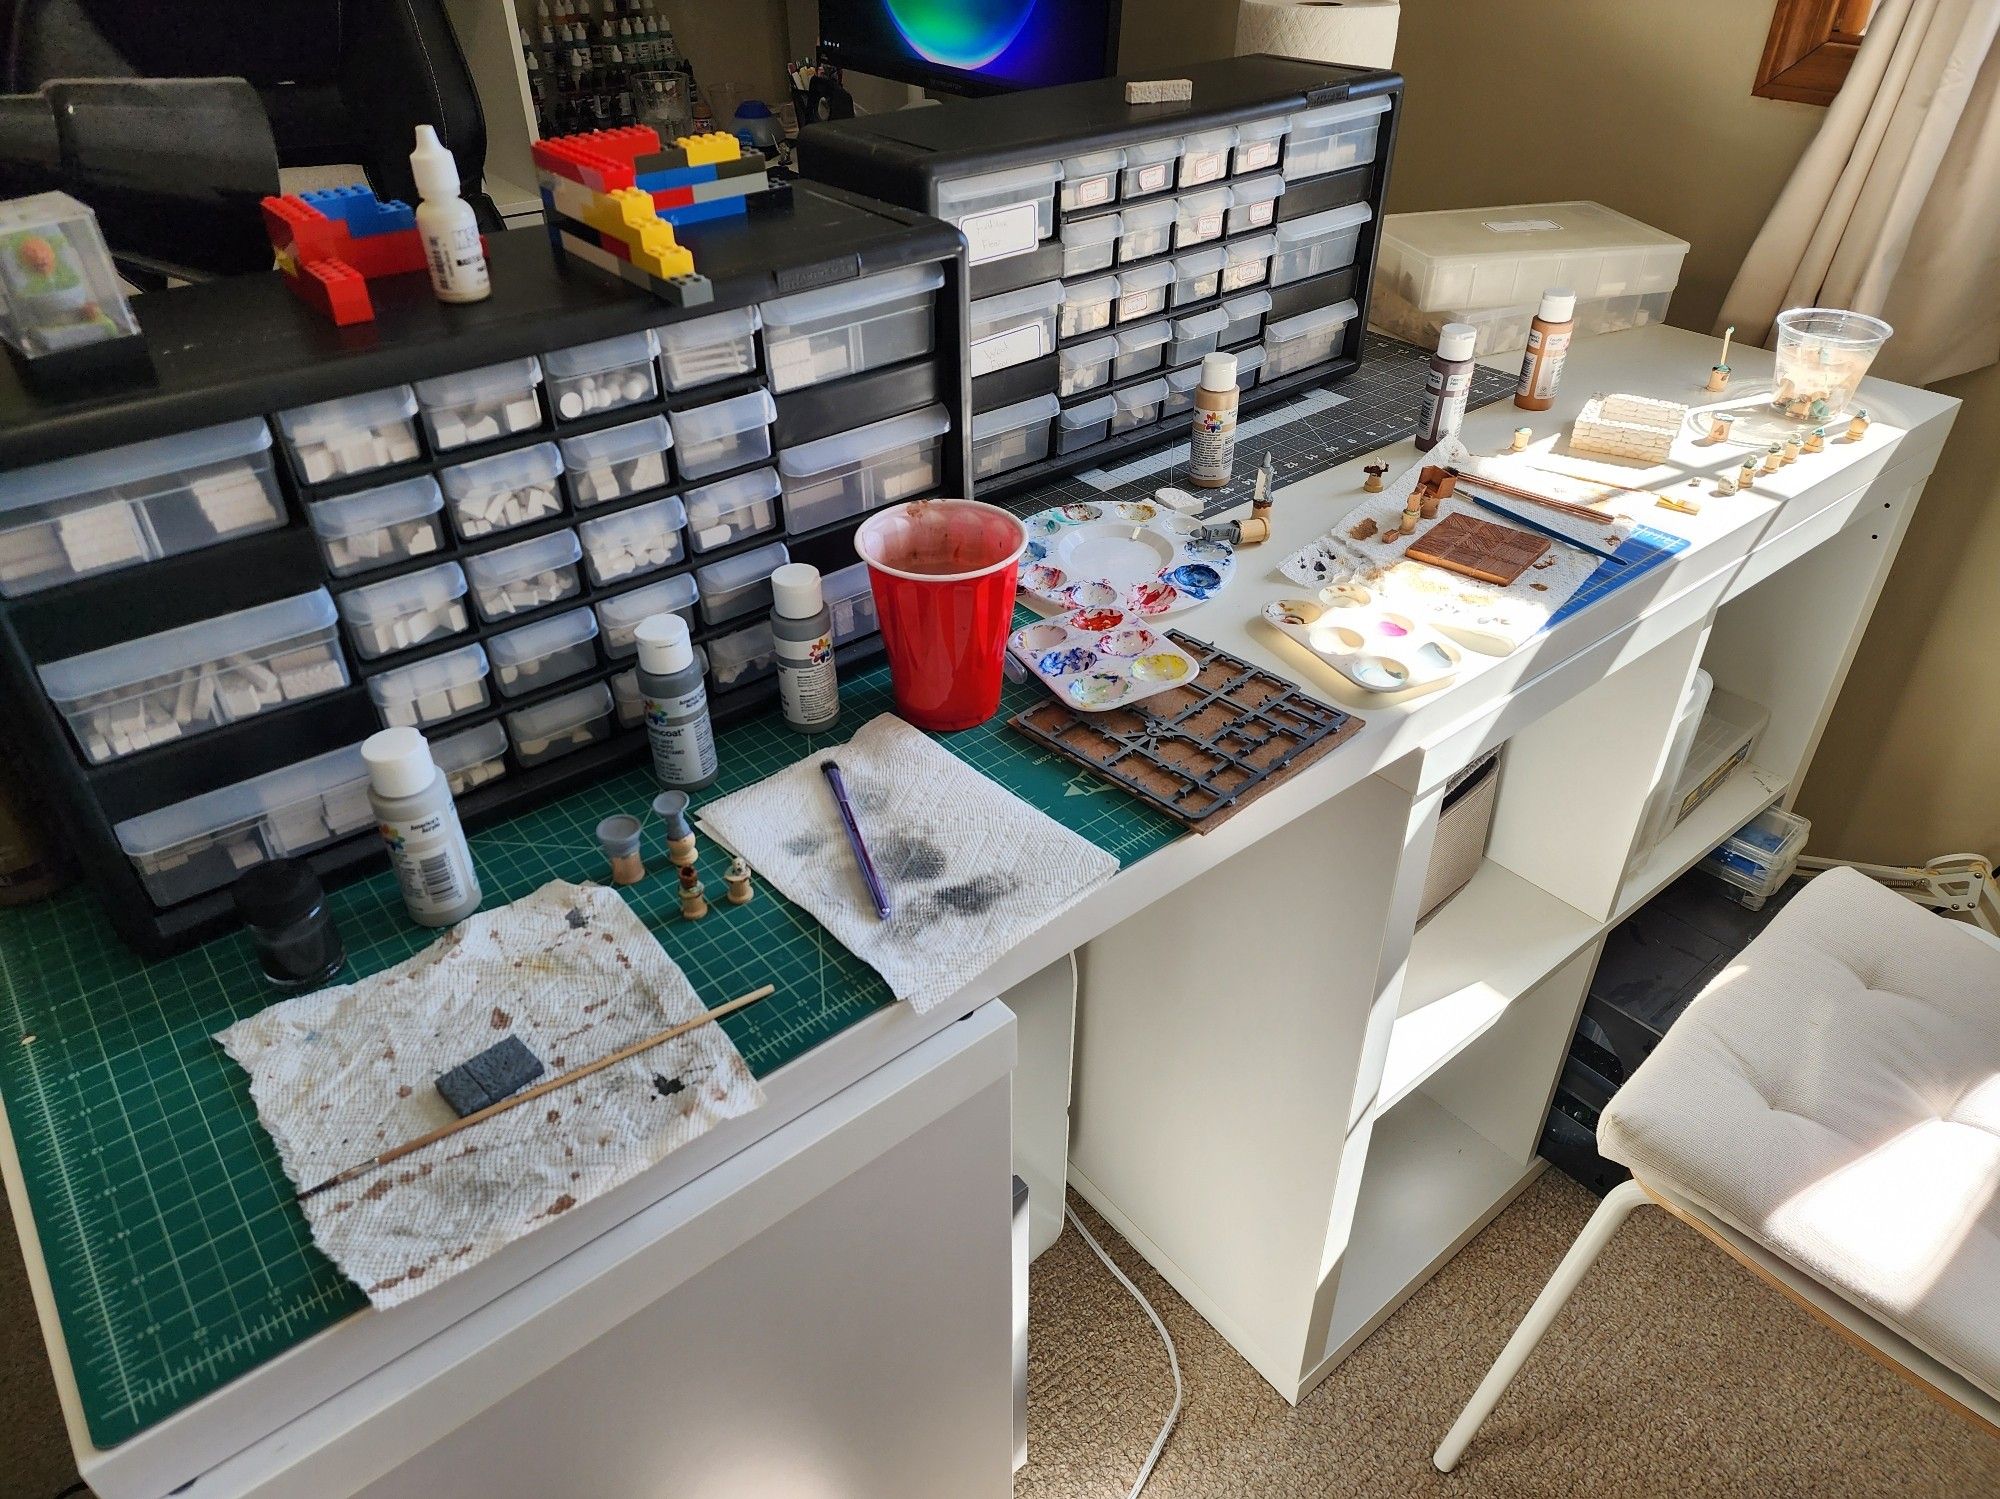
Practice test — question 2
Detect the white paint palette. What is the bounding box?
[1008,605,1200,711]
[1263,584,1465,694]
[1018,499,1233,616]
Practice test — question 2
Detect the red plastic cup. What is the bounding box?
[855,499,1029,732]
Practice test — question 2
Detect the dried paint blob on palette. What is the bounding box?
[1009,606,1200,711]
[1018,499,1234,616]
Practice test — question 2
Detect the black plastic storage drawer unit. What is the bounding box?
[0,183,967,955]
[798,54,1400,495]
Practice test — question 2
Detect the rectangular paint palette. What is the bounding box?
[1262,583,1465,694]
[1009,606,1201,711]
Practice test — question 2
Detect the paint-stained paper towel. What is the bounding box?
[218,881,762,1308]
[698,714,1118,1014]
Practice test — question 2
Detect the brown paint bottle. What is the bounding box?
[1513,288,1575,411]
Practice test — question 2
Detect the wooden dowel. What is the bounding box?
[296,984,776,1201]
[1444,467,1621,522]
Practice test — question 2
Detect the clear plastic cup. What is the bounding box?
[1771,308,1891,420]
[855,499,1029,732]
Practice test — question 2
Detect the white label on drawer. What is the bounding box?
[969,321,1050,378]
[959,201,1040,264]
[1135,162,1171,194]
[1238,142,1280,172]
[1183,154,1225,185]
[1481,218,1563,233]
[1074,176,1112,208]
[1187,210,1224,242]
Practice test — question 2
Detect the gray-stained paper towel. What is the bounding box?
[697,714,1119,1014]
[218,880,763,1308]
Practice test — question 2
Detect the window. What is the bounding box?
[1756,0,1876,105]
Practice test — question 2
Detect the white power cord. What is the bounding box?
[1061,953,1183,1499]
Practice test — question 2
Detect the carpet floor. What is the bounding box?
[1020,1173,2000,1499]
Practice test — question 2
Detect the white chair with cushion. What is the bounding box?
[1436,866,2000,1471]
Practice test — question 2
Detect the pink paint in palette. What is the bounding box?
[1262,583,1465,694]
[1017,499,1234,617]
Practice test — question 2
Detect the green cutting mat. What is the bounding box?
[0,649,1180,1449]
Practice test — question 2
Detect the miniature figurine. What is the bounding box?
[1706,326,1733,392]
[1362,462,1389,494]
[1761,444,1783,474]
[0,193,142,360]
[1706,413,1735,443]
[677,863,709,920]
[1781,434,1801,466]
[1737,457,1758,491]
[724,857,754,905]
[1510,426,1531,453]
[1847,408,1871,441]
[653,790,699,869]
[1804,426,1825,454]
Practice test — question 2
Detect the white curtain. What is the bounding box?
[1716,0,2000,386]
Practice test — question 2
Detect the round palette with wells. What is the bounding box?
[1008,606,1200,711]
[1262,584,1465,694]
[1018,498,1233,616]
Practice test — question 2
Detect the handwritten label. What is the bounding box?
[968,321,1051,379]
[958,201,1039,265]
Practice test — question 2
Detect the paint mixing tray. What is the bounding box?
[1018,498,1233,616]
[1263,583,1465,693]
[1009,607,1200,711]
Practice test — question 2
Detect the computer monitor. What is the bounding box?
[818,0,1121,96]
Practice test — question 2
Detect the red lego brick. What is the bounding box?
[647,186,696,211]
[286,258,375,325]
[532,137,624,192]
[262,194,344,265]
[573,125,660,165]
[335,227,431,279]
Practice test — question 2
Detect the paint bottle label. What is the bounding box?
[776,632,840,730]
[1516,326,1571,403]
[425,222,490,299]
[644,687,717,786]
[1189,403,1237,486]
[378,810,477,922]
[1416,365,1473,449]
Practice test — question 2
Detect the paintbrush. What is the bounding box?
[1443,467,1619,523]
[294,984,777,1201]
[1465,496,1627,567]
[823,760,891,920]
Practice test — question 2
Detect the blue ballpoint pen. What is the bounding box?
[821,761,892,920]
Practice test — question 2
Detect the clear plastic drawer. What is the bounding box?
[1057,395,1115,453]
[1170,247,1227,308]
[759,265,943,393]
[1059,334,1118,397]
[696,539,789,625]
[707,619,777,690]
[577,494,686,584]
[667,387,775,480]
[558,416,671,509]
[1269,202,1372,287]
[684,466,781,552]
[971,394,1058,480]
[276,386,420,483]
[439,442,565,540]
[1262,298,1359,378]
[968,281,1061,379]
[1112,320,1170,381]
[935,161,1060,262]
[779,406,947,532]
[463,528,583,621]
[543,329,658,421]
[1060,212,1122,278]
[367,641,490,729]
[413,356,544,451]
[596,571,698,657]
[1059,276,1118,339]
[506,681,614,767]
[337,560,470,660]
[1283,95,1390,180]
[487,606,600,697]
[306,474,445,577]
[1060,148,1124,213]
[657,304,760,391]
[1110,378,1168,434]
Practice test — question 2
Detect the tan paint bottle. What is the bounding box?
[1513,288,1575,411]
[1189,351,1240,488]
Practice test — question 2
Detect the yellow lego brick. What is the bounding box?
[630,226,694,281]
[674,132,741,167]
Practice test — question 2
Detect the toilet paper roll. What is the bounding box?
[1235,0,1400,69]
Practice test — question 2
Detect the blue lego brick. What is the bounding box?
[635,163,720,192]
[659,197,749,228]
[299,183,416,236]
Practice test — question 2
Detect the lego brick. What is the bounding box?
[660,198,749,229]
[646,186,697,212]
[634,163,719,192]
[261,194,344,266]
[538,171,609,230]
[632,148,693,176]
[556,228,626,278]
[334,228,430,280]
[714,154,770,182]
[299,184,415,237]
[674,131,741,167]
[532,137,630,193]
[594,230,633,262]
[687,170,768,205]
[285,258,374,326]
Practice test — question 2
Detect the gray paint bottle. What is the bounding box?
[771,563,840,733]
[362,727,482,927]
[635,612,718,789]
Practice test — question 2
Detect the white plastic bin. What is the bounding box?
[1059,213,1122,278]
[506,681,614,768]
[1262,298,1359,378]
[1367,284,1672,360]
[1227,174,1286,234]
[488,606,600,697]
[968,281,1062,379]
[1059,334,1118,397]
[708,619,777,690]
[657,304,761,391]
[971,394,1059,480]
[577,495,686,584]
[0,417,283,597]
[1116,261,1173,324]
[684,466,781,552]
[1669,688,1769,827]
[1283,95,1391,180]
[1270,202,1371,286]
[1059,276,1118,339]
[413,356,544,451]
[1112,320,1170,380]
[463,528,583,621]
[368,642,490,730]
[779,405,948,532]
[596,570,699,657]
[1375,201,1690,314]
[1120,138,1180,198]
[1060,148,1123,212]
[935,161,1061,262]
[1232,115,1290,175]
[1163,365,1201,418]
[307,475,445,576]
[759,265,944,393]
[542,329,659,420]
[696,539,789,625]
[1166,308,1231,366]
[434,720,509,796]
[1632,669,1714,858]
[439,442,565,540]
[1173,187,1230,250]
[668,387,775,480]
[276,386,420,483]
[40,589,347,764]
[337,560,470,659]
[1219,289,1273,347]
[557,416,671,509]
[822,559,878,645]
[1116,198,1175,263]
[1110,378,1168,434]
[1170,247,1227,308]
[1057,395,1116,453]
[1234,344,1266,389]
[1178,128,1236,187]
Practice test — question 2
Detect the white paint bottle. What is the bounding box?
[363,727,482,927]
[410,125,490,304]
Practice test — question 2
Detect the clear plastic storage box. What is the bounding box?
[1059,334,1119,396]
[1670,688,1769,827]
[596,570,698,656]
[1170,247,1227,307]
[1120,138,1180,198]
[0,417,284,598]
[1060,213,1122,278]
[413,356,545,451]
[434,720,509,796]
[759,265,943,393]
[822,559,878,645]
[1163,365,1201,418]
[1632,669,1714,858]
[1219,290,1273,347]
[367,641,491,730]
[1226,174,1286,234]
[1283,95,1391,180]
[611,667,643,727]
[506,681,614,768]
[1234,345,1266,389]
[558,416,671,508]
[337,560,469,659]
[439,441,565,539]
[1178,128,1236,187]
[1368,283,1674,358]
[464,528,583,621]
[487,606,600,697]
[971,394,1059,480]
[542,329,658,420]
[1232,115,1290,175]
[1263,297,1359,378]
[657,304,761,391]
[1057,395,1116,453]
[1166,308,1231,366]
[668,387,776,480]
[934,161,1061,261]
[306,474,445,576]
[1060,148,1124,212]
[696,539,790,624]
[1110,378,1169,434]
[1220,235,1275,297]
[967,281,1062,379]
[1270,202,1372,286]
[778,405,948,533]
[1116,261,1173,324]
[1700,807,1810,910]
[1059,276,1117,339]
[40,589,347,764]
[1116,199,1175,262]
[684,465,781,552]
[708,619,776,689]
[1112,320,1171,380]
[1173,187,1230,249]
[1374,201,1691,314]
[577,494,686,584]
[276,386,420,483]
